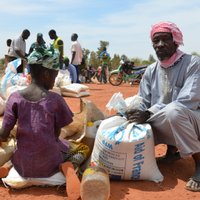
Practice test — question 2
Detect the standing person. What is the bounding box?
[125,21,200,191]
[8,29,30,73]
[99,47,110,84]
[71,33,83,83]
[0,47,88,194]
[48,29,64,69]
[28,33,46,55]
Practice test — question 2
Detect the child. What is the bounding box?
[0,47,88,198]
[63,57,77,83]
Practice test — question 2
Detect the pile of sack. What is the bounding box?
[0,59,91,116]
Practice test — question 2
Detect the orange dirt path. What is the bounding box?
[0,83,200,200]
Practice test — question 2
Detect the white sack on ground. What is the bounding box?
[2,167,65,189]
[91,115,164,183]
[60,84,90,97]
[54,70,71,87]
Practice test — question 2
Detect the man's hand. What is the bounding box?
[125,109,151,124]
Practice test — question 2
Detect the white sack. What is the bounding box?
[2,167,65,189]
[60,83,90,97]
[91,116,164,183]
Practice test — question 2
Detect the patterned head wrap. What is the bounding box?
[63,57,69,63]
[28,45,60,70]
[150,21,183,46]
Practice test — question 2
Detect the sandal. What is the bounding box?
[186,178,200,192]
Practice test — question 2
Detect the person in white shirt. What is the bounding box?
[70,33,83,83]
[8,29,30,60]
[8,29,30,73]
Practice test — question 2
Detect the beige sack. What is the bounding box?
[91,75,100,84]
[0,117,17,167]
[59,98,106,155]
[0,138,16,167]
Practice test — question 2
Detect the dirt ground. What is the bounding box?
[0,83,200,200]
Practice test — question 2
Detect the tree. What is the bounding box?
[82,48,90,67]
[120,54,128,61]
[0,58,4,66]
[96,41,109,57]
[130,57,143,66]
[89,51,99,69]
[80,48,90,72]
[110,54,121,70]
[148,54,156,63]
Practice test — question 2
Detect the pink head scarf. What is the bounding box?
[150,21,184,46]
[150,21,184,68]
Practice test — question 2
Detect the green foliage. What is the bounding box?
[148,54,156,63]
[130,57,142,66]
[89,51,100,69]
[96,41,109,57]
[120,54,128,61]
[82,48,90,63]
[110,54,121,70]
[0,58,4,65]
[80,48,90,71]
[85,41,158,70]
[87,41,111,69]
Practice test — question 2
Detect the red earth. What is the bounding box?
[0,83,200,200]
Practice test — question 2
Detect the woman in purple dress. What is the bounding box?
[0,47,87,192]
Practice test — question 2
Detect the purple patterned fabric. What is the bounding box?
[2,91,73,178]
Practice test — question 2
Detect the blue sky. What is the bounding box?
[1,0,200,60]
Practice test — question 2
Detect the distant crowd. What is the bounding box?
[4,29,111,84]
[4,29,83,83]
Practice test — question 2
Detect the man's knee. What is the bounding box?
[163,103,186,122]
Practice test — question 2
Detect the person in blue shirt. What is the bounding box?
[63,57,77,83]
